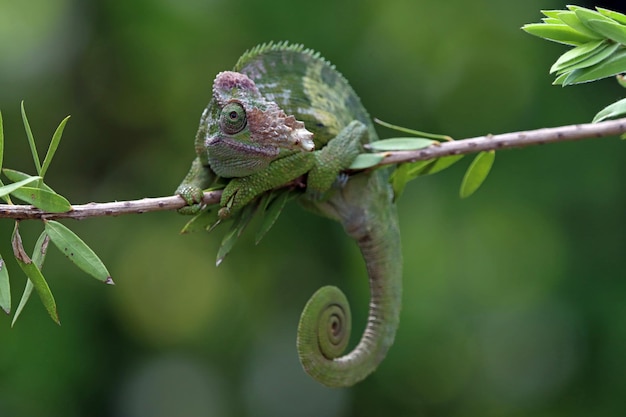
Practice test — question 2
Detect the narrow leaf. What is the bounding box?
[597,7,626,26]
[41,115,70,178]
[12,224,59,324]
[11,186,72,213]
[255,190,291,244]
[367,137,434,151]
[542,18,563,25]
[409,154,465,176]
[562,49,626,85]
[522,23,599,46]
[20,101,42,175]
[0,257,10,314]
[44,220,112,283]
[460,151,495,198]
[390,163,411,201]
[557,11,605,39]
[592,97,626,122]
[349,153,384,170]
[2,168,55,193]
[11,232,49,326]
[216,204,256,266]
[540,10,562,20]
[0,176,41,199]
[0,111,4,172]
[555,42,620,74]
[585,19,626,45]
[180,207,220,234]
[573,6,616,29]
[374,118,452,141]
[11,280,32,326]
[549,40,606,73]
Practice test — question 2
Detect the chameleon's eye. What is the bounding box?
[219,102,247,134]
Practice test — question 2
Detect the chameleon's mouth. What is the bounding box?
[206,135,277,178]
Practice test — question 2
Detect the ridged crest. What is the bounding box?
[232,41,374,146]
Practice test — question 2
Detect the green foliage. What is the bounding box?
[523,5,626,122]
[523,6,626,86]
[460,151,496,199]
[0,105,111,325]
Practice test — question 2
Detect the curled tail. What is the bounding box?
[297,170,402,387]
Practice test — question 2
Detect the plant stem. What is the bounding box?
[0,117,624,220]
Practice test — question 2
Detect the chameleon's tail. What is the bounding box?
[297,171,402,387]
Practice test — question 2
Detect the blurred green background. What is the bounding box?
[1,0,626,416]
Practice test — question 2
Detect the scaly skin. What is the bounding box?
[176,42,402,387]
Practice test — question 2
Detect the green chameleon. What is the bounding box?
[176,42,402,388]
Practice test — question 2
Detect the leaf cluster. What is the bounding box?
[523,5,626,124]
[0,103,111,326]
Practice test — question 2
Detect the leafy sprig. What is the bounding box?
[0,102,111,326]
[523,5,626,123]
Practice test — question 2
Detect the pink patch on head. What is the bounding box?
[213,71,259,105]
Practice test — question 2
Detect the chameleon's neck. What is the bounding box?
[297,170,402,387]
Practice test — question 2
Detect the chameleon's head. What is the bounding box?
[203,71,314,178]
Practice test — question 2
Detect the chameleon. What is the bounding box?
[176,42,402,388]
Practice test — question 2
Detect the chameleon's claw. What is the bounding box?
[176,185,206,215]
[218,207,231,219]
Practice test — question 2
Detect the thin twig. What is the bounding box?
[0,117,624,220]
[377,116,626,164]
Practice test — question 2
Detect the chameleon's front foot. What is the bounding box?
[176,185,206,215]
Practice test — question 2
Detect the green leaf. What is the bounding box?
[557,11,605,39]
[460,151,495,198]
[20,101,42,175]
[552,71,570,85]
[390,163,411,201]
[0,111,4,172]
[12,224,58,324]
[41,115,70,178]
[542,17,562,25]
[412,154,465,176]
[522,23,599,46]
[0,256,10,314]
[11,231,49,326]
[562,49,626,85]
[44,220,113,284]
[255,190,291,244]
[374,118,453,141]
[180,207,220,234]
[11,280,32,326]
[0,176,41,199]
[572,6,616,29]
[390,155,465,201]
[597,7,626,25]
[11,186,72,213]
[367,137,434,151]
[2,168,55,193]
[585,19,626,45]
[554,42,620,74]
[349,153,384,170]
[216,204,256,266]
[592,97,626,122]
[540,10,563,20]
[550,40,606,73]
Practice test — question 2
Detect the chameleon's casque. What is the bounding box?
[176,42,402,387]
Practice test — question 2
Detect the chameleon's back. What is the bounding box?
[233,42,377,148]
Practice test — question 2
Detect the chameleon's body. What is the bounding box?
[176,42,402,387]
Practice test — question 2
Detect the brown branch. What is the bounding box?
[0,117,624,220]
[375,116,626,164]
